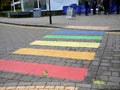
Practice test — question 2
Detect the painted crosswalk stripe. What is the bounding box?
[30,40,100,48]
[13,48,95,60]
[53,30,105,35]
[0,59,88,81]
[65,25,109,30]
[43,35,103,40]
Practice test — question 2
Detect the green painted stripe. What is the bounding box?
[43,35,103,40]
[30,40,100,48]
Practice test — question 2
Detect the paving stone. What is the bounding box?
[87,72,96,77]
[76,83,91,88]
[107,82,120,86]
[61,82,75,87]
[32,82,46,86]
[18,82,32,86]
[91,61,100,66]
[46,82,61,86]
[101,59,110,63]
[82,61,91,64]
[93,57,101,61]
[0,83,4,87]
[71,63,82,67]
[89,66,98,71]
[6,80,19,83]
[30,77,40,82]
[99,75,109,81]
[13,74,23,80]
[76,61,82,64]
[55,61,66,66]
[0,78,7,83]
[100,63,110,66]
[65,59,77,63]
[90,89,96,90]
[19,75,33,82]
[102,71,111,76]
[110,68,120,72]
[99,66,109,71]
[113,56,120,60]
[51,79,62,82]
[112,64,120,68]
[83,77,93,84]
[78,87,91,90]
[4,82,18,86]
[112,72,119,77]
[97,69,108,75]
[82,64,90,68]
[109,77,120,82]
[91,85,106,89]
[0,73,16,79]
[111,60,120,63]
[102,56,113,60]
[38,78,52,82]
[65,63,72,67]
[37,59,52,64]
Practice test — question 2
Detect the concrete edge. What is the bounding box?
[1,21,120,32]
[0,21,120,32]
[0,82,120,89]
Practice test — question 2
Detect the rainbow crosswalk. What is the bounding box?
[0,29,105,81]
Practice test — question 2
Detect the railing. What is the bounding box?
[11,0,24,12]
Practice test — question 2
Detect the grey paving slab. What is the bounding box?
[46,82,61,86]
[109,77,120,82]
[4,82,18,86]
[76,83,91,88]
[112,72,119,77]
[18,82,32,86]
[32,82,46,86]
[107,81,120,86]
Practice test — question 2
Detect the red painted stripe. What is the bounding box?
[0,59,88,81]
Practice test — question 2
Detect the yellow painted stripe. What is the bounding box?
[13,48,95,60]
[30,40,100,48]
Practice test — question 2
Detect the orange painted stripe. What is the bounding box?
[13,48,95,60]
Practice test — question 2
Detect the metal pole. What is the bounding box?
[48,0,52,24]
[21,0,24,11]
[0,0,1,16]
[13,0,16,12]
[37,0,39,9]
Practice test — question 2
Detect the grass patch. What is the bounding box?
[2,9,22,13]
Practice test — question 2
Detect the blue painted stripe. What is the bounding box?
[52,30,105,35]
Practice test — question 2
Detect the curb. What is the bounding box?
[1,21,120,32]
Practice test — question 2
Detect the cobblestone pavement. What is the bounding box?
[0,24,120,90]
